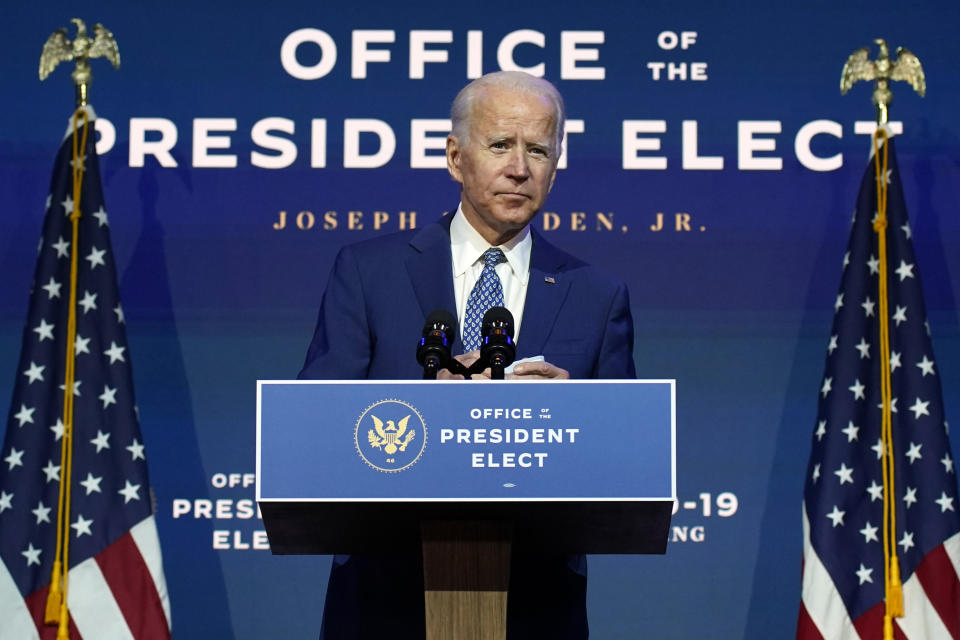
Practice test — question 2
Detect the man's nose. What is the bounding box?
[504,147,530,181]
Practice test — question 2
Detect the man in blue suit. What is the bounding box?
[300,71,635,639]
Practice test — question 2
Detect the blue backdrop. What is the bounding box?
[2,1,959,637]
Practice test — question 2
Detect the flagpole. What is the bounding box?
[835,39,926,640]
[38,18,120,635]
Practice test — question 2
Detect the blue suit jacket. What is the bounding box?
[299,214,636,639]
[300,214,636,381]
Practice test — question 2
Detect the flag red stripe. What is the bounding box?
[95,532,170,640]
[853,600,884,639]
[796,601,825,640]
[913,544,960,639]
[24,586,82,640]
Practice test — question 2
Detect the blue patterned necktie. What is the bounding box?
[462,248,506,351]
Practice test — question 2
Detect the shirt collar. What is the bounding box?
[450,204,531,284]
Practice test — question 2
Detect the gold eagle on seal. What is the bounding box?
[367,414,416,455]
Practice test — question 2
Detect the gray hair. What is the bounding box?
[450,71,566,154]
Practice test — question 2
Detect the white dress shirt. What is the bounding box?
[449,204,531,346]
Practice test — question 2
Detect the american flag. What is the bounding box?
[0,108,171,639]
[797,135,960,638]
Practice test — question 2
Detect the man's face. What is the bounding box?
[446,87,559,245]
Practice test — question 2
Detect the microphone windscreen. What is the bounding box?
[424,309,457,340]
[482,306,514,337]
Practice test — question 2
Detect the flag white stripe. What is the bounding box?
[0,561,40,640]
[67,557,135,640]
[801,503,862,639]
[942,531,960,579]
[131,515,172,629]
[897,569,953,640]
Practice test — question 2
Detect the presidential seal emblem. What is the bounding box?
[355,399,427,472]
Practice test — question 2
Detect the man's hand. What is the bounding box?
[437,350,482,380]
[507,360,569,380]
[470,358,570,380]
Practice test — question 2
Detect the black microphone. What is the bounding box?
[479,306,516,380]
[416,310,457,379]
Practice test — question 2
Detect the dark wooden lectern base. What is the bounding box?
[421,521,512,640]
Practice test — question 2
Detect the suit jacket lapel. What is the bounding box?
[517,230,571,358]
[405,213,463,352]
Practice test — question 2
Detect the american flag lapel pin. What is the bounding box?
[544,275,556,284]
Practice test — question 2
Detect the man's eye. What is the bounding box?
[490,141,507,150]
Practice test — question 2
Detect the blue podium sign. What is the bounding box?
[257,380,675,502]
[256,380,675,554]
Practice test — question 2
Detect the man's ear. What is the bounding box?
[446,134,463,183]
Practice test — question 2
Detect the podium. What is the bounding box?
[257,380,675,639]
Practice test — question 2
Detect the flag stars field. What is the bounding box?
[80,472,103,495]
[51,236,69,258]
[856,563,874,585]
[855,338,870,359]
[126,439,145,461]
[903,486,918,508]
[848,378,865,400]
[935,492,955,513]
[834,463,854,485]
[889,351,901,372]
[892,305,907,326]
[906,442,923,463]
[842,421,859,442]
[78,289,98,313]
[917,355,935,377]
[895,260,915,281]
[75,334,91,356]
[33,318,54,341]
[85,246,106,269]
[100,384,118,408]
[0,490,12,513]
[909,398,931,419]
[827,505,845,527]
[859,521,879,543]
[898,531,915,552]
[90,430,111,452]
[71,514,93,537]
[942,454,954,474]
[41,277,62,299]
[41,460,60,483]
[104,341,125,364]
[22,361,45,384]
[21,543,41,567]
[875,397,898,413]
[32,501,51,524]
[14,404,35,427]
[58,380,82,397]
[92,205,109,227]
[118,480,141,504]
[4,448,24,471]
[867,480,883,501]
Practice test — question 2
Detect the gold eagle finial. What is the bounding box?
[39,18,120,107]
[840,38,925,125]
